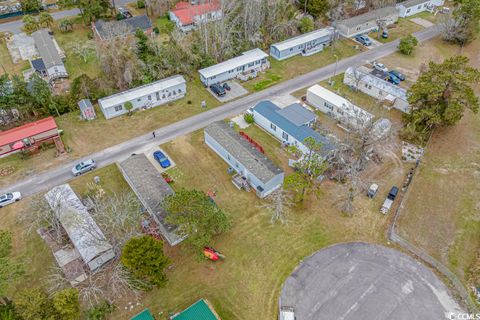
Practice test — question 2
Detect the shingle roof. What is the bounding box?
[31,57,46,72]
[337,6,398,28]
[205,121,283,184]
[397,0,430,8]
[94,15,153,40]
[253,101,336,155]
[118,154,183,246]
[31,29,63,69]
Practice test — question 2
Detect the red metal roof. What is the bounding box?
[0,117,58,146]
[171,1,220,25]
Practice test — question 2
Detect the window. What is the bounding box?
[356,26,361,31]
[337,109,344,115]
[237,66,243,71]
[178,88,182,93]
[406,8,411,13]
[148,95,152,100]
[282,132,289,141]
[248,62,254,67]
[114,105,123,112]
[162,94,166,99]
[324,102,334,110]
[270,123,276,131]
[417,5,421,9]
[137,98,141,102]
[156,92,160,100]
[227,154,231,160]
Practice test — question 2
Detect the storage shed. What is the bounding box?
[306,84,374,130]
[98,75,186,119]
[78,99,96,120]
[198,49,269,86]
[204,121,284,198]
[171,299,220,320]
[45,184,115,272]
[270,27,334,61]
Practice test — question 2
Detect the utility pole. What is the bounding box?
[328,54,339,86]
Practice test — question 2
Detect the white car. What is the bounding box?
[0,192,22,208]
[71,159,96,176]
[372,61,388,73]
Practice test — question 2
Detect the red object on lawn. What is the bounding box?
[203,247,225,261]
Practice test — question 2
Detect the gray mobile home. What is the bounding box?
[31,29,68,82]
[98,75,186,119]
[198,49,269,86]
[204,121,284,198]
[270,27,334,61]
[335,7,399,37]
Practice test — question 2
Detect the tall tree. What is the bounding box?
[70,74,99,100]
[22,15,38,33]
[404,56,480,141]
[284,137,328,202]
[52,289,81,320]
[441,0,480,45]
[78,0,111,23]
[121,236,169,287]
[20,0,41,12]
[398,34,418,55]
[297,0,330,17]
[38,12,54,27]
[164,189,231,248]
[15,289,56,320]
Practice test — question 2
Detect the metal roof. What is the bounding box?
[337,6,398,28]
[345,66,408,101]
[171,299,219,320]
[98,75,186,110]
[130,309,154,320]
[397,0,430,8]
[94,15,153,40]
[307,85,374,123]
[198,49,268,79]
[118,154,183,246]
[271,27,334,52]
[205,121,283,184]
[253,101,336,155]
[77,99,93,112]
[276,103,317,127]
[0,116,57,146]
[44,184,113,267]
[31,29,63,69]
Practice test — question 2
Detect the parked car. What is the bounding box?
[210,83,226,97]
[222,82,231,91]
[354,34,372,46]
[372,61,388,73]
[153,151,171,168]
[389,70,405,81]
[386,74,401,85]
[0,192,21,208]
[71,159,96,176]
[118,7,132,18]
[367,183,379,198]
[380,186,399,214]
[381,30,388,39]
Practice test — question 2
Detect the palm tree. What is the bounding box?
[22,15,38,33]
[38,12,54,28]
[124,101,133,116]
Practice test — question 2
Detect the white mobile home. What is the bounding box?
[45,184,115,272]
[335,6,399,38]
[98,75,186,119]
[270,27,334,61]
[198,49,269,86]
[251,101,335,156]
[396,0,443,17]
[204,121,284,198]
[343,66,409,113]
[306,84,374,130]
[31,29,68,82]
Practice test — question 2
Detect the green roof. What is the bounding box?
[171,299,218,320]
[131,309,154,320]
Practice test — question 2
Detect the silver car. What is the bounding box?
[0,192,22,208]
[72,159,96,176]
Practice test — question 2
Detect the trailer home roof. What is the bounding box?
[271,28,333,52]
[205,121,283,184]
[198,49,268,79]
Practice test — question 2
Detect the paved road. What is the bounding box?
[279,242,464,320]
[0,0,133,34]
[0,26,440,197]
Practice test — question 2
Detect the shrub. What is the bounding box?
[153,26,159,34]
[244,113,254,124]
[398,35,418,55]
[137,0,145,8]
[86,301,116,320]
[299,17,314,34]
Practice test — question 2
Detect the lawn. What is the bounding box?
[370,18,424,43]
[0,35,30,76]
[244,39,362,92]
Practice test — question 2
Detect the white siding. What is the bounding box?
[397,1,432,17]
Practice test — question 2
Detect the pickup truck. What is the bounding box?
[380,186,399,214]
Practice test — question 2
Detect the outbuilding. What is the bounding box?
[78,99,96,120]
[396,0,444,18]
[269,27,334,61]
[204,121,284,198]
[45,184,115,272]
[98,75,186,119]
[118,154,184,246]
[198,49,269,87]
[251,101,335,156]
[92,15,154,41]
[334,6,399,37]
[171,299,220,320]
[0,116,63,158]
[306,84,374,131]
[343,66,409,113]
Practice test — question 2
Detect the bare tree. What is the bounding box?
[258,189,293,224]
[68,41,95,63]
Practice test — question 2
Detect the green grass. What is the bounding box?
[244,39,361,91]
[370,18,424,43]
